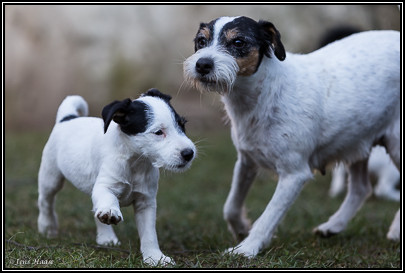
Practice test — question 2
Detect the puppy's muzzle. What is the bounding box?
[174,148,195,170]
[181,148,195,162]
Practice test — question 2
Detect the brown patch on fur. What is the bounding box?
[225,28,239,41]
[236,48,260,76]
[199,27,211,40]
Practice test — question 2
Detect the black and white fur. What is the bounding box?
[38,89,196,265]
[184,16,400,257]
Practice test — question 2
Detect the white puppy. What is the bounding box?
[37,89,196,266]
[184,16,400,257]
[330,146,400,201]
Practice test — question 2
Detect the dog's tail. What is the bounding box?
[55,95,89,123]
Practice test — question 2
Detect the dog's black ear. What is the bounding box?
[258,20,286,61]
[142,88,172,103]
[101,98,132,133]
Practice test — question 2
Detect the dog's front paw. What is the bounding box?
[224,242,259,259]
[143,251,175,267]
[95,208,123,225]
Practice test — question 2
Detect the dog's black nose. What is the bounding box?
[181,148,194,162]
[196,58,214,76]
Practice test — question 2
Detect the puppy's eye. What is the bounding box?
[233,39,245,48]
[197,37,208,49]
[154,130,164,136]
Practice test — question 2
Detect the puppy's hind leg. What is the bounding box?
[37,156,65,238]
[223,152,258,241]
[314,159,372,237]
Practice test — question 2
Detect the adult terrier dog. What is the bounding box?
[38,89,196,265]
[184,16,400,257]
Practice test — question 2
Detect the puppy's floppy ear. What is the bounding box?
[258,20,286,61]
[102,98,132,133]
[142,88,172,103]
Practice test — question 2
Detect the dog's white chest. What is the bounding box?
[227,109,278,170]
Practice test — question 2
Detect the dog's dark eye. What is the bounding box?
[154,130,164,136]
[197,37,208,49]
[233,39,245,48]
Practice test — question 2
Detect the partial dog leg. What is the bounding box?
[37,158,64,238]
[133,199,174,266]
[384,118,401,240]
[314,159,372,237]
[387,209,400,241]
[223,152,258,241]
[95,216,120,246]
[329,162,347,197]
[226,165,312,257]
[373,166,400,202]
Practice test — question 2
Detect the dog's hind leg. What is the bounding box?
[37,155,65,238]
[95,217,120,246]
[223,152,258,242]
[314,159,372,237]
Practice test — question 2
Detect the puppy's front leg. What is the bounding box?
[134,198,174,266]
[92,179,123,225]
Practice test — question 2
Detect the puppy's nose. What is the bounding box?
[181,148,194,162]
[196,58,214,76]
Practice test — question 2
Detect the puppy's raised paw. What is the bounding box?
[95,208,123,225]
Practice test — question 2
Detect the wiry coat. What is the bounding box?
[184,16,400,257]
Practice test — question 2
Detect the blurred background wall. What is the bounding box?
[4,4,401,133]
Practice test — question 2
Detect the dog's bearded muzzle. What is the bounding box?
[183,48,239,94]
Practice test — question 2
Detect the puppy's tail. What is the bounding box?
[56,95,89,123]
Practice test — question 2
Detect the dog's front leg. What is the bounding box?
[224,152,258,241]
[226,166,312,258]
[133,198,174,266]
[92,179,123,225]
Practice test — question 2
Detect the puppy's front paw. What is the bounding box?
[95,208,123,225]
[97,234,121,246]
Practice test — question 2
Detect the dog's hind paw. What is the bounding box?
[95,208,123,225]
[38,213,59,239]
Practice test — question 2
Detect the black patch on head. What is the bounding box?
[142,88,188,134]
[142,88,172,103]
[60,114,79,123]
[194,19,217,52]
[220,17,263,58]
[102,98,150,135]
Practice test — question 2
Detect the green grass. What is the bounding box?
[4,131,401,269]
